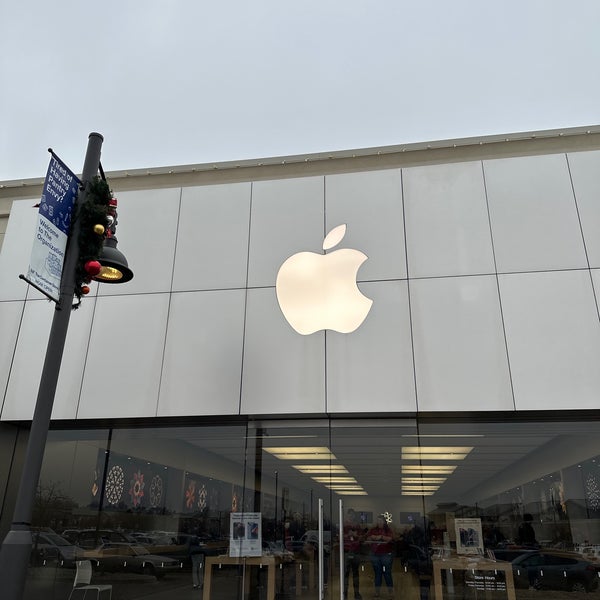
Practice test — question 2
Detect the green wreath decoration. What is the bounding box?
[72,177,111,307]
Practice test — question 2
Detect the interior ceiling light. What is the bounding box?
[293,465,349,474]
[269,453,335,460]
[402,485,440,491]
[401,447,472,461]
[312,476,357,483]
[402,452,469,460]
[265,446,332,454]
[325,483,363,490]
[247,435,317,440]
[402,465,457,474]
[402,478,447,484]
[335,491,368,496]
[403,446,473,454]
[264,447,336,460]
[402,491,435,496]
[402,434,483,438]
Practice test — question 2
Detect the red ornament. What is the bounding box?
[81,286,91,295]
[84,260,102,276]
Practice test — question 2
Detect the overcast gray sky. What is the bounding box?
[2,0,599,180]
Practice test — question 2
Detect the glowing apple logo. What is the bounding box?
[276,224,373,335]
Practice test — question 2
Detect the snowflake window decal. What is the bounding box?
[185,481,196,509]
[105,465,125,505]
[91,469,99,497]
[129,470,145,507]
[586,474,600,511]
[149,475,163,508]
[198,484,207,511]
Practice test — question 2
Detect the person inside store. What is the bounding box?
[189,534,205,590]
[517,513,539,589]
[403,520,433,600]
[366,514,395,598]
[517,513,538,547]
[343,508,363,599]
[286,511,306,552]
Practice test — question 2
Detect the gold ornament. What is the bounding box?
[93,224,105,235]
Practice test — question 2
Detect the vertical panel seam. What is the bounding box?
[401,169,419,413]
[565,153,600,326]
[0,426,21,525]
[323,175,328,414]
[0,300,27,419]
[238,183,253,416]
[74,294,99,419]
[153,187,183,417]
[481,161,517,411]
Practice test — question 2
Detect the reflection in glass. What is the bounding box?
[16,418,600,599]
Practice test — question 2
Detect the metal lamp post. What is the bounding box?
[0,133,129,599]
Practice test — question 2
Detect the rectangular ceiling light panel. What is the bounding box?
[402,466,457,474]
[402,452,469,460]
[265,447,336,460]
[292,465,349,474]
[312,476,357,484]
[402,478,447,484]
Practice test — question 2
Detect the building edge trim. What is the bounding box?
[2,409,600,431]
[2,125,600,200]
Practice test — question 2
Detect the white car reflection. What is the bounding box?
[83,543,181,579]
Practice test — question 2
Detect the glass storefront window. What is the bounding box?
[14,417,600,599]
[412,420,600,599]
[24,424,249,600]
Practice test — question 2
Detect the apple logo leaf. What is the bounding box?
[322,224,346,251]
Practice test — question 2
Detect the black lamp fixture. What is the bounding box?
[92,196,134,283]
[93,236,133,283]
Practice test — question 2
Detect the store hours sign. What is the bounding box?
[27,155,80,301]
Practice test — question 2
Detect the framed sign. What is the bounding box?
[454,517,483,555]
[433,556,516,600]
[229,512,262,557]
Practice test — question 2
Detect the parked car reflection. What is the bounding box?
[511,550,600,593]
[144,533,229,566]
[31,531,83,567]
[61,528,133,549]
[83,542,181,579]
[262,540,294,561]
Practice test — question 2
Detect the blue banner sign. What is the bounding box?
[27,155,80,301]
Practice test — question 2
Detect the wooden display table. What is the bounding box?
[432,555,516,600]
[203,554,308,600]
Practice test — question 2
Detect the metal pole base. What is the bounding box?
[0,528,33,600]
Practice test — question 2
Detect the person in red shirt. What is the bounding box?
[366,515,394,597]
[343,509,363,599]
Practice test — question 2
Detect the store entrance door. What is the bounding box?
[241,418,426,600]
[329,420,422,600]
[245,421,333,600]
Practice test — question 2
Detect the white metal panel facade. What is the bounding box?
[2,146,600,419]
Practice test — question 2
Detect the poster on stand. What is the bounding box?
[229,512,262,557]
[454,517,483,555]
